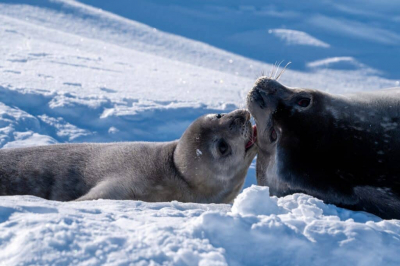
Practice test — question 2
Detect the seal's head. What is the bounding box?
[246,77,400,219]
[246,77,342,197]
[247,77,327,151]
[174,109,257,203]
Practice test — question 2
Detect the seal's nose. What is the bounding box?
[255,77,280,94]
[226,109,250,127]
[248,77,292,109]
[230,109,250,121]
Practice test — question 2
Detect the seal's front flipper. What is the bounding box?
[74,180,134,201]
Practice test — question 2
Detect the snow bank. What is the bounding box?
[1,186,399,265]
[201,186,400,265]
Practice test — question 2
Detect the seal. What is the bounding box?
[247,76,400,219]
[0,109,257,203]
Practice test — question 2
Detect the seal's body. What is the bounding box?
[0,110,257,203]
[247,77,400,219]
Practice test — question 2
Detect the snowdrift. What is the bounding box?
[1,186,399,265]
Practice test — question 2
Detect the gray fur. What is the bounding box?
[247,77,400,219]
[0,110,257,203]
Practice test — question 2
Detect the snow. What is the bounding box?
[1,186,399,265]
[268,29,330,48]
[196,149,203,157]
[0,0,399,264]
[77,0,400,79]
[306,57,371,71]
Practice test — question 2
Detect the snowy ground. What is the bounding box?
[0,0,399,265]
[2,186,400,265]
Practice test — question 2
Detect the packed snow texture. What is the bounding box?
[1,186,399,265]
[0,0,399,265]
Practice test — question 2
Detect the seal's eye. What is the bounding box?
[216,114,223,119]
[297,98,311,107]
[218,140,229,155]
[270,128,277,142]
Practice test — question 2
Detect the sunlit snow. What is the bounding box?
[0,0,399,265]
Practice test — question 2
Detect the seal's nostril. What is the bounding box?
[229,114,246,130]
[230,110,250,123]
[255,78,284,96]
[236,116,246,125]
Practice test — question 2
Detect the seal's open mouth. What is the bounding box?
[245,125,257,151]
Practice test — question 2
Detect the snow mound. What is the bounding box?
[192,186,400,265]
[231,185,284,216]
[269,29,330,48]
[1,186,399,265]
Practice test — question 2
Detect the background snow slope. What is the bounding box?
[79,0,400,79]
[0,0,399,265]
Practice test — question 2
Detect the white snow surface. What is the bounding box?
[0,0,399,265]
[1,186,399,265]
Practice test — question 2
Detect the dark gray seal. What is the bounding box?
[247,77,400,219]
[0,109,257,203]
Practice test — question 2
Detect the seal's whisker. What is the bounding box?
[269,62,277,79]
[274,60,284,79]
[268,65,272,79]
[276,61,291,81]
[274,61,279,77]
[270,63,275,78]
